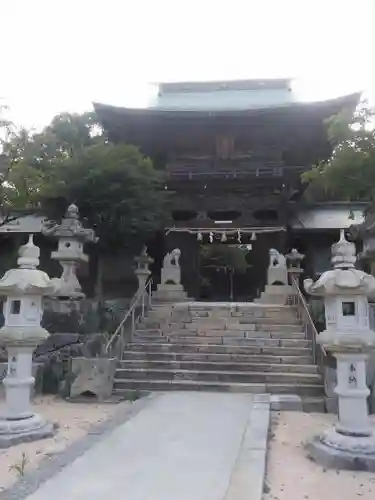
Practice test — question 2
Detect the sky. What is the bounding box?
[1,0,374,130]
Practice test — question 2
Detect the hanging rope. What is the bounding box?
[165,226,286,236]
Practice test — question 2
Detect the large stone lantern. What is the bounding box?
[0,235,56,447]
[134,246,153,294]
[304,230,375,471]
[42,203,97,299]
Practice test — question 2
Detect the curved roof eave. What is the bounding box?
[93,92,360,119]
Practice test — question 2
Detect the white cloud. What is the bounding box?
[0,0,373,129]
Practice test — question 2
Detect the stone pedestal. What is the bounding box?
[153,284,188,303]
[255,284,293,305]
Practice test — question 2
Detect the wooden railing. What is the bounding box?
[105,279,153,359]
[167,159,306,180]
[288,275,326,370]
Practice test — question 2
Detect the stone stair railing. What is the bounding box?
[105,278,153,359]
[288,275,326,369]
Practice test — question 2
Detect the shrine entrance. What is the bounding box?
[164,226,287,301]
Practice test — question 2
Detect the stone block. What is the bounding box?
[270,394,303,411]
[69,357,117,400]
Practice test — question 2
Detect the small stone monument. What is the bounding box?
[256,249,293,304]
[134,246,153,294]
[42,203,97,299]
[0,235,56,447]
[153,248,187,302]
[304,230,375,471]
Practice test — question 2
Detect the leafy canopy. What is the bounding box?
[302,104,375,202]
[200,244,251,273]
[1,111,169,248]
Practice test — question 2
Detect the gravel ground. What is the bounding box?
[0,395,132,493]
[264,411,375,500]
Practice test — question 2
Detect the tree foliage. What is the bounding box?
[42,142,168,249]
[302,104,375,201]
[200,244,251,274]
[1,110,169,249]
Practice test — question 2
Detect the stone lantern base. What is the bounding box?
[0,413,54,448]
[306,428,375,472]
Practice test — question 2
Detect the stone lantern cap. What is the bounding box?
[304,230,375,297]
[42,203,98,244]
[135,246,154,265]
[0,235,55,296]
[286,248,305,268]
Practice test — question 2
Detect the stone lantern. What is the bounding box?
[304,230,375,471]
[0,235,56,447]
[286,248,305,285]
[134,246,153,294]
[42,203,97,299]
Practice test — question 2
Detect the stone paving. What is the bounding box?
[0,392,270,500]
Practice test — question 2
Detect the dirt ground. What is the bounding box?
[264,412,375,500]
[0,396,130,492]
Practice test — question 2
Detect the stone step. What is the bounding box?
[115,368,321,384]
[180,303,295,312]
[121,351,314,364]
[165,329,305,338]
[186,316,300,325]
[126,342,312,357]
[165,322,303,333]
[298,397,326,413]
[136,329,306,340]
[132,335,311,348]
[135,329,305,340]
[117,359,318,374]
[113,379,324,396]
[171,311,300,321]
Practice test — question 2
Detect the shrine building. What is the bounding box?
[90,79,363,300]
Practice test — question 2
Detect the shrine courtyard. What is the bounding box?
[0,392,374,500]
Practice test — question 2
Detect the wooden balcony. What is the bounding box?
[166,157,307,182]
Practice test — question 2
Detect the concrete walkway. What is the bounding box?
[22,392,270,500]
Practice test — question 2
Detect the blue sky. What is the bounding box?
[1,0,374,130]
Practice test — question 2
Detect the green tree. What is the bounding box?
[200,244,251,300]
[302,104,375,201]
[1,110,169,296]
[41,142,169,250]
[2,111,169,247]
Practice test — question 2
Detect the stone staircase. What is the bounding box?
[114,302,324,410]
